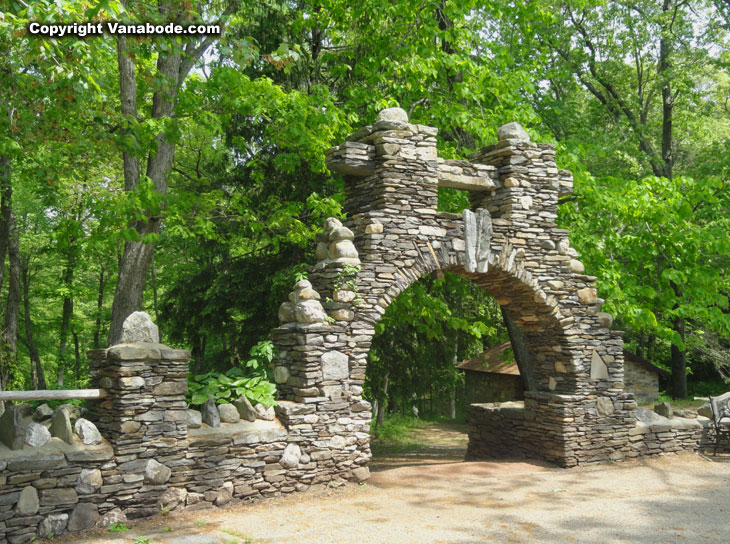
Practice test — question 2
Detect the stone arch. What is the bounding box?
[270,108,636,473]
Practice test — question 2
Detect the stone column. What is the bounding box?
[87,313,190,517]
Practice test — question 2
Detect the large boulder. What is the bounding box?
[32,403,54,422]
[697,403,713,418]
[25,422,52,447]
[0,405,27,450]
[279,443,301,469]
[654,402,673,419]
[144,459,171,485]
[38,513,68,539]
[186,409,202,429]
[201,398,220,428]
[16,486,39,516]
[234,395,256,422]
[159,487,187,511]
[67,502,99,532]
[76,468,103,495]
[120,311,159,343]
[254,403,275,421]
[74,418,102,445]
[218,403,240,424]
[50,407,74,444]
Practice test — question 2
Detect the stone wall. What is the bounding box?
[624,359,660,405]
[1,107,712,542]
[468,401,715,463]
[463,371,524,405]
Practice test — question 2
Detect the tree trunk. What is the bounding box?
[449,337,458,419]
[108,1,235,343]
[658,0,674,180]
[108,240,156,345]
[376,372,389,427]
[670,317,687,398]
[0,155,9,297]
[73,331,80,386]
[501,307,535,392]
[58,251,75,387]
[2,207,21,390]
[93,268,105,349]
[21,255,45,389]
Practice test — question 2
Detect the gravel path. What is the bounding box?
[63,452,730,544]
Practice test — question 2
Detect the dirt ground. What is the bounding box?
[60,423,730,544]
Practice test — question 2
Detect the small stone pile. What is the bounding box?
[278,279,329,325]
[314,217,361,267]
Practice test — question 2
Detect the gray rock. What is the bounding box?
[280,443,301,469]
[76,468,103,495]
[234,395,257,422]
[295,299,328,323]
[120,310,159,343]
[654,401,673,418]
[376,107,408,124]
[57,404,81,421]
[25,422,51,447]
[254,403,275,421]
[16,402,33,417]
[214,481,234,506]
[497,121,530,142]
[322,350,349,380]
[159,487,187,511]
[0,405,26,450]
[38,513,68,539]
[589,350,609,380]
[218,403,240,423]
[698,403,712,418]
[32,403,54,422]
[186,409,202,428]
[144,459,171,485]
[278,301,296,322]
[40,487,78,506]
[67,502,99,532]
[596,397,615,416]
[352,466,370,482]
[201,398,220,428]
[97,507,126,528]
[16,486,39,516]
[74,418,102,445]
[273,366,290,384]
[50,407,74,444]
[635,407,664,424]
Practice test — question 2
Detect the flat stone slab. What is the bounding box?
[0,435,113,465]
[188,418,287,446]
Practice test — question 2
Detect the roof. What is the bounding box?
[622,349,670,378]
[456,342,519,375]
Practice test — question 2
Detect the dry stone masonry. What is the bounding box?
[0,111,717,543]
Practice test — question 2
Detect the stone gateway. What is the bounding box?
[273,107,634,468]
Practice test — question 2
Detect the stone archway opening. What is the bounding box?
[364,271,508,425]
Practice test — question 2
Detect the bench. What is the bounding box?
[709,392,730,455]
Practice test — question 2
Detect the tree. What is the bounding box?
[107,0,242,345]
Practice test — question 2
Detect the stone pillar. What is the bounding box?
[469,122,571,228]
[87,314,190,518]
[326,107,439,216]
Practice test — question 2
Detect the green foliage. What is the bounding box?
[108,522,130,533]
[187,341,277,407]
[366,273,507,418]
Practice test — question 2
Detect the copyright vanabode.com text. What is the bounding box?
[27,21,221,37]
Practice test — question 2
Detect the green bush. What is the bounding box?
[187,340,277,407]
